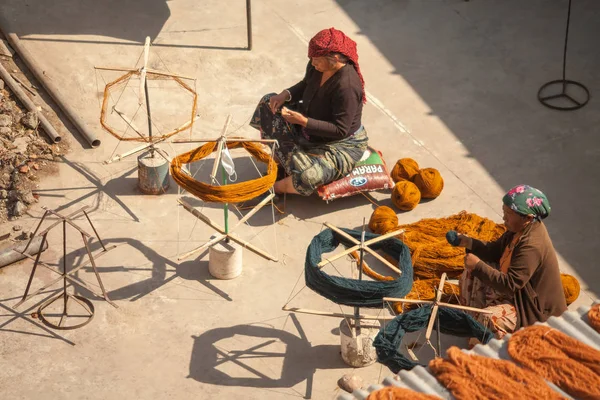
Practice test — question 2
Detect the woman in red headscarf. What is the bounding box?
[250,27,368,197]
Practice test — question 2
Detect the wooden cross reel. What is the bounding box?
[383,272,493,356]
[173,116,279,263]
[282,222,405,322]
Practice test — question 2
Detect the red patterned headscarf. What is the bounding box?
[308,27,366,104]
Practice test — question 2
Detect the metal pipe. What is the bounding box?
[0,61,61,143]
[246,0,253,50]
[0,19,101,147]
[62,220,67,314]
[0,235,48,268]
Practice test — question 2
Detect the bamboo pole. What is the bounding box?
[363,228,405,246]
[172,138,278,144]
[362,247,401,275]
[231,192,274,230]
[177,233,227,261]
[382,298,494,314]
[322,223,403,273]
[178,199,225,233]
[94,66,195,80]
[227,233,278,261]
[317,244,360,267]
[425,273,446,341]
[282,306,396,321]
[177,198,277,261]
[113,107,146,140]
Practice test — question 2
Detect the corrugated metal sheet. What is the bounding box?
[338,301,600,400]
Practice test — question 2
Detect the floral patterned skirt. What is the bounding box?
[459,269,517,339]
[250,93,368,196]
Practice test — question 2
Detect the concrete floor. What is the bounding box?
[1,0,599,398]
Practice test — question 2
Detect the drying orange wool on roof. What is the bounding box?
[507,325,600,399]
[588,304,600,333]
[429,346,566,400]
[367,386,440,400]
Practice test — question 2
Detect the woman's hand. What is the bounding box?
[281,107,308,127]
[458,234,472,249]
[464,253,481,271]
[269,92,289,114]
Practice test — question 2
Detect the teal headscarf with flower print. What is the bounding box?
[503,185,551,220]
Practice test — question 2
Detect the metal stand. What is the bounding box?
[538,0,590,111]
[13,206,118,330]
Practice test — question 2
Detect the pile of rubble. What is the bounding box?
[0,77,62,222]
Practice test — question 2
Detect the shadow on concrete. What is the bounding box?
[282,191,383,222]
[188,314,344,399]
[335,0,600,296]
[0,289,75,345]
[60,237,233,303]
[33,156,185,223]
[0,0,249,50]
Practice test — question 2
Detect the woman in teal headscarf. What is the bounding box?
[449,185,567,339]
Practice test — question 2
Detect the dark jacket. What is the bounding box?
[470,221,567,329]
[287,62,363,143]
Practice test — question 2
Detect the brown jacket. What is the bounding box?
[287,62,363,143]
[470,221,567,329]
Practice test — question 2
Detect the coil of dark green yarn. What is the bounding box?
[305,228,413,308]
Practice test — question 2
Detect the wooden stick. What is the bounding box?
[177,233,227,261]
[176,117,195,131]
[425,273,446,341]
[94,66,195,80]
[139,36,150,105]
[324,223,360,244]
[104,141,152,164]
[172,138,278,144]
[178,199,225,233]
[323,223,403,274]
[382,297,494,314]
[317,244,360,267]
[363,246,401,275]
[113,107,146,140]
[228,233,278,261]
[210,115,232,181]
[231,192,274,230]
[363,228,405,246]
[282,306,396,321]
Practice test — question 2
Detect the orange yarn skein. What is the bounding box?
[368,206,398,234]
[414,168,444,198]
[560,274,580,305]
[392,181,421,211]
[170,141,277,203]
[391,158,420,183]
